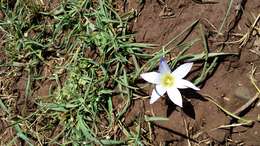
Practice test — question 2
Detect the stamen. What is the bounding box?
[161,73,175,88]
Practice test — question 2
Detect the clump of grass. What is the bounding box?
[0,0,154,145]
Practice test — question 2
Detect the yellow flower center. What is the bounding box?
[161,73,175,88]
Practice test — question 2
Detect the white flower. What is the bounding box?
[141,58,200,107]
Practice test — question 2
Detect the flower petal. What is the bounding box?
[141,72,160,84]
[167,87,183,107]
[159,58,171,73]
[176,79,200,90]
[150,85,166,104]
[172,62,193,79]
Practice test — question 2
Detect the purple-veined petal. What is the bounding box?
[141,72,160,84]
[172,62,193,79]
[150,85,166,104]
[176,79,200,90]
[167,87,183,107]
[159,58,171,73]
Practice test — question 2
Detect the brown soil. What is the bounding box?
[124,0,260,145]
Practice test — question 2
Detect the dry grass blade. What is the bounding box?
[219,14,260,46]
[233,93,259,115]
[203,94,253,125]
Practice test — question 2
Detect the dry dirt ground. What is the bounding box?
[123,0,260,145]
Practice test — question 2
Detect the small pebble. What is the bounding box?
[257,101,260,107]
[234,86,251,100]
